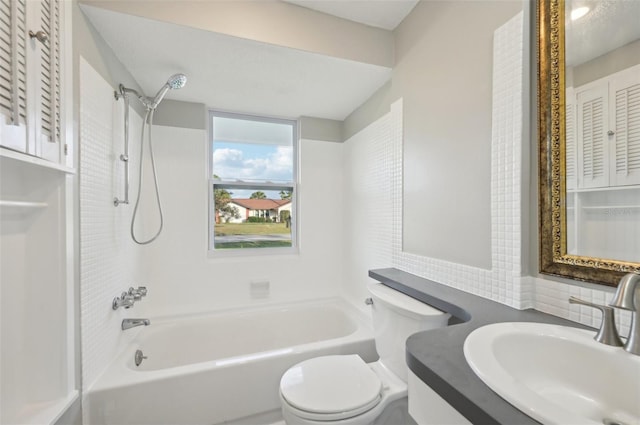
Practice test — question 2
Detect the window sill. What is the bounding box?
[207,246,299,260]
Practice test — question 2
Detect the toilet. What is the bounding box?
[279,283,450,425]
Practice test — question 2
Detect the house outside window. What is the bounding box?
[209,111,297,253]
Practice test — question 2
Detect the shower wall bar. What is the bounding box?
[114,84,131,207]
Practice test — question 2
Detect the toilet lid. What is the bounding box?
[280,355,382,419]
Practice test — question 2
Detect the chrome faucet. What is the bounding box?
[569,296,622,346]
[122,318,150,331]
[609,272,640,355]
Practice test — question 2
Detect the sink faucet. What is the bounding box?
[609,272,640,355]
[122,318,150,331]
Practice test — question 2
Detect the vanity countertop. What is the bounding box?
[370,268,592,425]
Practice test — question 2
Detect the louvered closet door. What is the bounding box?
[565,88,577,190]
[0,0,28,152]
[33,0,61,162]
[610,65,640,186]
[577,82,609,189]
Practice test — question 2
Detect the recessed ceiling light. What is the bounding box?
[571,6,590,21]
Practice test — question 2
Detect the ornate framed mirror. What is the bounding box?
[538,0,640,286]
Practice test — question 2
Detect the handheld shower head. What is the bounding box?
[167,73,187,89]
[150,73,187,109]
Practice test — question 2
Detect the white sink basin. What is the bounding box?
[464,322,640,425]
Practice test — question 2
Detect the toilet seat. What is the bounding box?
[280,355,382,421]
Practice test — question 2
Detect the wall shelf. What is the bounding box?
[11,390,78,425]
[0,200,49,219]
[567,185,640,194]
[0,147,75,175]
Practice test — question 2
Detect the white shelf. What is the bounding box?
[0,200,49,219]
[0,147,75,174]
[568,185,640,194]
[0,200,49,209]
[581,205,640,210]
[11,390,79,425]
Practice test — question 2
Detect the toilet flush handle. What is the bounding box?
[364,297,373,306]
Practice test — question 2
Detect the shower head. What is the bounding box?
[167,73,187,89]
[150,73,187,109]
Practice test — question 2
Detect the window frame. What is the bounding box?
[207,110,299,256]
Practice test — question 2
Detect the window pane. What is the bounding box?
[213,185,293,249]
[213,116,294,182]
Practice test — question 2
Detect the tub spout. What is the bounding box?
[122,318,150,331]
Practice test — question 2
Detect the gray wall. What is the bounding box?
[344,1,523,269]
[569,39,640,87]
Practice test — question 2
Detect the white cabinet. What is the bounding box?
[569,65,640,189]
[610,68,640,186]
[0,0,68,166]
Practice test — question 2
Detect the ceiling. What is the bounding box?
[282,0,419,30]
[566,0,640,66]
[81,4,394,121]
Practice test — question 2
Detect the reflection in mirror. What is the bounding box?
[538,0,640,286]
[564,0,640,263]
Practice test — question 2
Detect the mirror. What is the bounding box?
[538,0,640,286]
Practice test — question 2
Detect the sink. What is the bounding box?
[463,322,640,425]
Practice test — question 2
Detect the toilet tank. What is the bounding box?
[368,283,450,382]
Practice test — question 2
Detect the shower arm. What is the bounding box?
[114,84,132,207]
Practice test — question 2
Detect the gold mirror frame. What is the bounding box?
[538,0,640,286]
[537,0,640,286]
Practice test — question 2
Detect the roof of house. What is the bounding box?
[230,198,291,210]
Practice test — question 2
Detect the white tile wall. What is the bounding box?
[79,58,143,396]
[342,111,394,306]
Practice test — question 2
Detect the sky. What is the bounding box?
[213,141,293,199]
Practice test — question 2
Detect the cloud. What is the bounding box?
[213,146,293,182]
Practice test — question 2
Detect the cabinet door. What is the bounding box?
[610,65,640,186]
[577,82,609,189]
[33,0,62,163]
[0,0,28,153]
[0,0,62,163]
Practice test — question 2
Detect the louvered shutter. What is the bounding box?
[610,65,640,186]
[37,0,61,161]
[565,88,577,190]
[0,0,28,152]
[577,83,609,188]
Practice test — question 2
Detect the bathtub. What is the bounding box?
[86,298,377,425]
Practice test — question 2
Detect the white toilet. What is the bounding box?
[279,283,450,425]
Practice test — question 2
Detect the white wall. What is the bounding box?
[136,125,345,318]
[342,106,394,310]
[0,160,70,424]
[79,58,144,393]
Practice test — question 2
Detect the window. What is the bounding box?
[209,111,297,253]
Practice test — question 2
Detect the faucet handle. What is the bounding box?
[569,296,623,347]
[128,286,148,300]
[112,294,135,310]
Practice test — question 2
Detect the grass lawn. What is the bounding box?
[215,222,290,236]
[215,240,292,249]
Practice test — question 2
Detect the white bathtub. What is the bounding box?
[86,298,376,425]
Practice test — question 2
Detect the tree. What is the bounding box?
[250,191,267,199]
[279,190,292,200]
[213,176,240,223]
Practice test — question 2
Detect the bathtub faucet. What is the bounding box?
[122,318,150,331]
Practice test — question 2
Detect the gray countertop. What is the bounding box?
[369,268,591,425]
